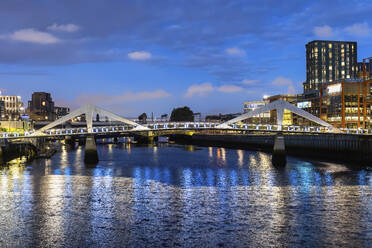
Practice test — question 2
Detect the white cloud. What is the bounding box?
[225,47,246,56]
[272,77,294,86]
[217,85,243,93]
[313,25,334,38]
[287,85,296,94]
[128,51,152,61]
[241,79,258,85]
[76,89,171,105]
[345,22,371,37]
[47,23,80,32]
[184,82,214,98]
[6,28,60,44]
[184,82,243,98]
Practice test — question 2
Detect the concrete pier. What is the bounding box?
[272,135,286,167]
[84,135,99,164]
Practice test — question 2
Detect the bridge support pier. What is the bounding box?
[272,134,286,167]
[136,131,155,144]
[84,135,99,164]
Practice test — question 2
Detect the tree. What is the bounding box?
[138,112,147,124]
[170,106,194,122]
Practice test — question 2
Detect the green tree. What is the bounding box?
[138,113,147,124]
[170,106,194,122]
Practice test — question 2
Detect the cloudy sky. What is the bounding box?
[1,0,372,117]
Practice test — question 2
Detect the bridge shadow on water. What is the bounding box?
[14,143,372,188]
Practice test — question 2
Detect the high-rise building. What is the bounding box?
[27,92,55,121]
[0,94,24,120]
[304,40,358,92]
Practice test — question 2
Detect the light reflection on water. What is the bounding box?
[0,144,371,247]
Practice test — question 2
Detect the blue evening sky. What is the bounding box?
[0,0,372,117]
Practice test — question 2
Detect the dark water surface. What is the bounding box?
[0,143,371,247]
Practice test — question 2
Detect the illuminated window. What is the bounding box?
[329,53,332,58]
[341,62,345,66]
[42,101,46,106]
[329,66,333,70]
[342,70,345,75]
[328,44,332,48]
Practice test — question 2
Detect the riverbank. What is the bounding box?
[172,133,371,168]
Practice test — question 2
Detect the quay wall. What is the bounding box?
[183,134,372,166]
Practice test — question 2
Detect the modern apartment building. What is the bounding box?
[304,40,358,92]
[0,94,24,120]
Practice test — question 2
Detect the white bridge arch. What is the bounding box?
[217,99,341,133]
[34,104,149,135]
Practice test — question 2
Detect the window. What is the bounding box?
[328,44,332,49]
[42,101,46,106]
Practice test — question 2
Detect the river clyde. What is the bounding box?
[0,143,371,247]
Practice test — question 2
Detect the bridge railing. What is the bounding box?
[1,123,372,139]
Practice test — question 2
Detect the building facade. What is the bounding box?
[55,106,70,119]
[0,95,24,120]
[267,94,298,125]
[242,101,270,124]
[320,79,372,128]
[304,40,358,92]
[27,92,55,121]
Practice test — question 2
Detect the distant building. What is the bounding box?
[267,94,298,125]
[357,61,372,79]
[205,113,241,123]
[27,92,55,121]
[54,106,70,119]
[0,94,24,120]
[0,101,5,120]
[304,40,358,92]
[242,100,270,124]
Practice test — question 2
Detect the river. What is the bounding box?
[0,143,371,247]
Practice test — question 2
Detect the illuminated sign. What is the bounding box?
[297,101,311,108]
[327,84,341,95]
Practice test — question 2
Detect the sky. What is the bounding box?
[1,0,372,117]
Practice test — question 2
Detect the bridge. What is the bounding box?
[0,100,371,165]
[0,99,358,140]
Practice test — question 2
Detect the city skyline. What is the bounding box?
[1,0,372,116]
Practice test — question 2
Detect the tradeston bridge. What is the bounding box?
[1,100,372,165]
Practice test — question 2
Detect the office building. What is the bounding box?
[320,78,372,128]
[304,40,358,92]
[27,92,55,121]
[0,94,24,120]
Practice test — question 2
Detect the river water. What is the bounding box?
[0,143,371,247]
